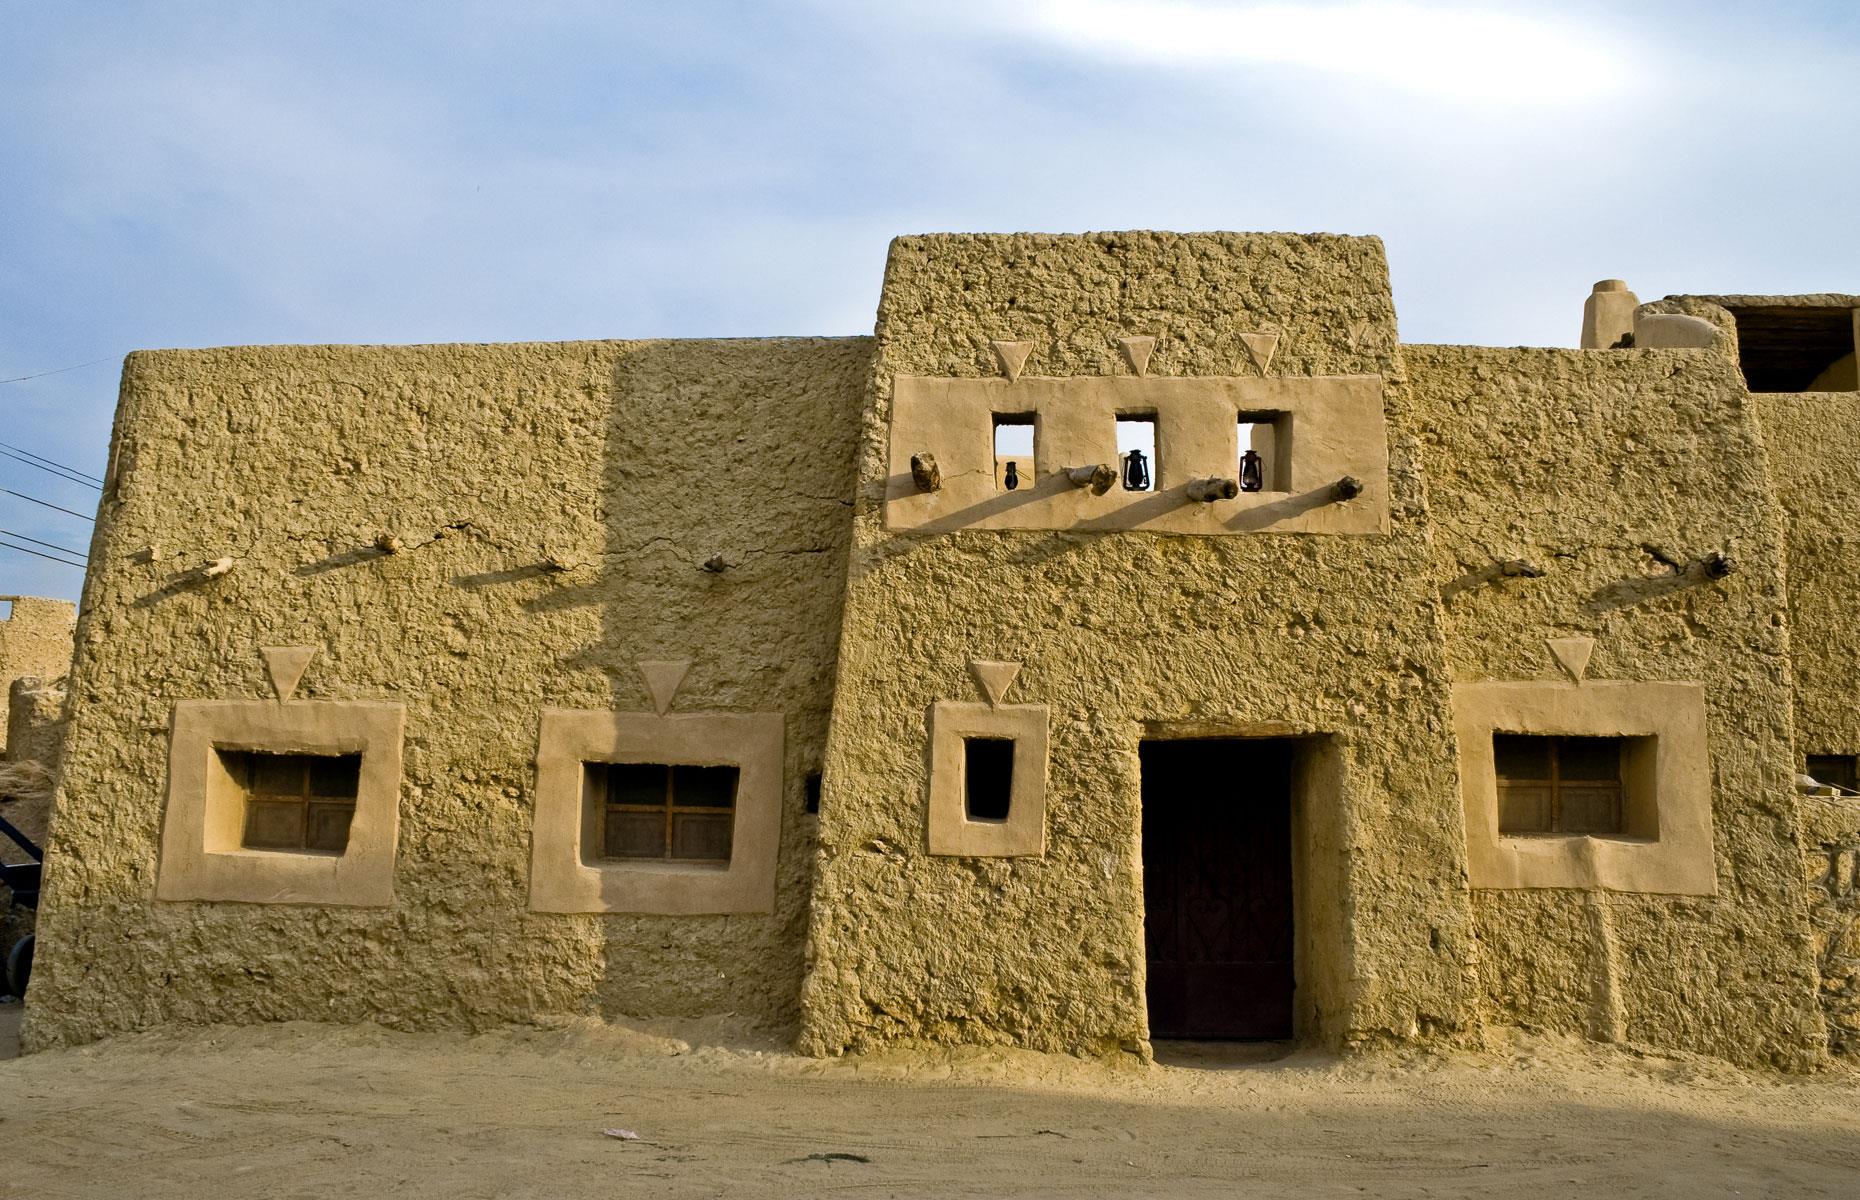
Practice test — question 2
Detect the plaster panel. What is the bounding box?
[926,701,1049,857]
[1453,681,1715,895]
[885,374,1388,534]
[155,699,405,906]
[530,708,784,914]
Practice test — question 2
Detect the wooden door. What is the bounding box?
[1141,739,1294,1040]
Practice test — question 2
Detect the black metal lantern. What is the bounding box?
[1003,461,1020,491]
[1239,449,1263,493]
[1122,448,1150,491]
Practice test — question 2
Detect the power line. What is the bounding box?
[1,487,94,522]
[0,446,103,490]
[0,537,85,569]
[0,356,114,386]
[0,528,87,559]
[0,440,104,485]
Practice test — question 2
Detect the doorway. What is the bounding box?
[1140,738,1295,1040]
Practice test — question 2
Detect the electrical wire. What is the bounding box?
[0,439,104,485]
[0,446,103,490]
[1,488,94,522]
[0,528,87,559]
[0,537,85,568]
[0,356,114,385]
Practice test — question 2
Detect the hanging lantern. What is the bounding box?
[1122,448,1150,491]
[1004,461,1020,491]
[1240,449,1263,493]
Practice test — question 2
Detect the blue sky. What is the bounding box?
[3,0,1857,600]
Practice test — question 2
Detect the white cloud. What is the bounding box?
[997,0,1642,104]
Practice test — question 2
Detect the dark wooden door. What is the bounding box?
[1141,739,1294,1039]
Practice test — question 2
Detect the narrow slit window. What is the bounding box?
[222,749,361,855]
[964,737,1015,821]
[1117,416,1157,491]
[1239,414,1281,492]
[804,771,823,814]
[1808,754,1858,795]
[590,762,738,864]
[1494,735,1624,836]
[993,413,1035,492]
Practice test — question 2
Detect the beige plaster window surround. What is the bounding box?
[927,661,1049,857]
[886,373,1387,535]
[529,707,783,915]
[1453,679,1715,895]
[156,698,405,906]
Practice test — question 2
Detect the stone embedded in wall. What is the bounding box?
[1239,331,1280,374]
[1116,336,1157,378]
[991,340,1034,383]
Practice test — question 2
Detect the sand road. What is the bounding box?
[1,1006,1856,1199]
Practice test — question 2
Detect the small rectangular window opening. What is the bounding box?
[590,763,737,864]
[1808,754,1858,795]
[993,413,1035,491]
[1726,305,1858,393]
[804,771,823,815]
[1494,735,1625,837]
[223,749,361,855]
[1239,414,1282,492]
[1117,416,1157,491]
[0,599,12,621]
[964,737,1015,822]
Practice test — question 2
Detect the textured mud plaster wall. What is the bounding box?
[0,597,75,755]
[1752,389,1860,1058]
[1753,390,1860,764]
[800,232,1480,1057]
[24,337,867,1049]
[1407,346,1826,1070]
[1799,796,1860,1057]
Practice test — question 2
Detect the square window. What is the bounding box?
[531,708,783,915]
[993,413,1035,492]
[1116,416,1157,492]
[1493,735,1630,838]
[156,698,404,907]
[219,749,361,856]
[1808,754,1857,795]
[587,762,738,865]
[964,737,1015,821]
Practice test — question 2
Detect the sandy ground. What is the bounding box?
[1,1006,1857,1199]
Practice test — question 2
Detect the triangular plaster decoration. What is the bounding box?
[1116,335,1157,378]
[261,646,318,702]
[1546,637,1596,684]
[992,340,1034,383]
[1240,331,1280,374]
[1347,319,1370,350]
[969,659,1022,708]
[638,659,692,715]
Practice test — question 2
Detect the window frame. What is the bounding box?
[1493,734,1628,838]
[589,762,739,865]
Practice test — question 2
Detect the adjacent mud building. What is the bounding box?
[20,233,1860,1068]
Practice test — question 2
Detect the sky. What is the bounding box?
[2,0,1857,601]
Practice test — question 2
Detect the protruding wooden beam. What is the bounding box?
[1064,463,1117,495]
[910,453,941,493]
[1185,477,1239,503]
[1333,476,1363,501]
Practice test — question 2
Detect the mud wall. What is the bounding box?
[799,232,1481,1057]
[1406,345,1826,1070]
[24,337,868,1048]
[0,597,75,755]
